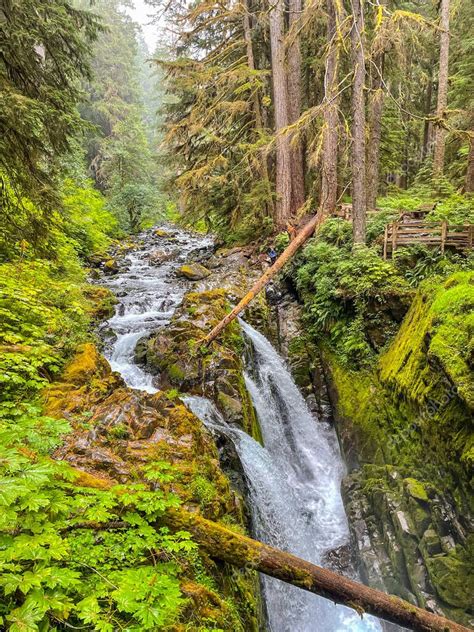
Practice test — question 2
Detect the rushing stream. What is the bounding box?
[99,227,380,631]
[99,228,212,391]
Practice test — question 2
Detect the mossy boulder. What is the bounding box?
[44,342,260,630]
[424,541,474,610]
[43,343,122,418]
[139,289,260,439]
[83,285,117,321]
[178,263,211,280]
[154,227,173,238]
[404,478,430,502]
[102,258,119,275]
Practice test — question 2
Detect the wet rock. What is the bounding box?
[140,289,260,438]
[87,253,105,269]
[148,249,174,265]
[154,227,173,238]
[178,263,211,280]
[217,392,243,425]
[134,334,150,365]
[420,529,443,557]
[205,255,223,270]
[322,544,354,576]
[102,258,119,275]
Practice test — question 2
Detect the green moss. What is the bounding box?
[380,271,474,409]
[325,273,474,621]
[168,363,187,383]
[425,538,474,609]
[403,478,429,502]
[191,475,220,510]
[178,263,211,280]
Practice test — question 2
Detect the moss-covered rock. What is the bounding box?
[325,273,474,624]
[178,263,211,280]
[138,289,261,440]
[45,342,261,631]
[103,258,119,274]
[83,285,117,321]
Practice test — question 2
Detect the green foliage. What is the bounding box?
[428,194,474,225]
[0,261,91,399]
[377,190,474,226]
[0,173,118,265]
[159,2,276,244]
[366,208,400,242]
[295,237,410,366]
[62,178,118,257]
[109,182,159,233]
[318,218,353,247]
[0,402,192,631]
[274,231,290,252]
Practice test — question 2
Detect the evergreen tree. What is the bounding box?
[0,0,100,213]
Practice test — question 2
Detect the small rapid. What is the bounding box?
[98,227,213,392]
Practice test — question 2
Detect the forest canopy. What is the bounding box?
[0,0,473,630]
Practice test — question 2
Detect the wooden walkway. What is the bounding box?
[383,220,474,259]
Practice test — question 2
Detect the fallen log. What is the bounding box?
[202,210,326,346]
[71,471,469,632]
[166,509,469,632]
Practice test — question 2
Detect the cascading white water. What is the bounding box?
[240,321,381,631]
[99,227,381,631]
[98,227,213,393]
[187,325,380,632]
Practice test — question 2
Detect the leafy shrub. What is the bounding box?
[295,240,410,366]
[428,193,474,225]
[366,208,399,243]
[62,178,118,257]
[0,262,93,398]
[274,230,290,252]
[0,175,118,264]
[318,218,352,246]
[0,403,193,631]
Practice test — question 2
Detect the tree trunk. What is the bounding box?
[321,0,339,214]
[422,68,433,160]
[269,0,292,228]
[166,509,469,632]
[287,0,306,214]
[71,471,470,632]
[366,53,384,211]
[203,210,326,345]
[350,0,367,243]
[433,0,450,177]
[243,0,275,217]
[465,134,474,192]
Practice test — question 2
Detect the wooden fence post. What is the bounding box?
[383,225,388,260]
[441,221,447,254]
[391,222,398,257]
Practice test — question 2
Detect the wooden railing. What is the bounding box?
[383,221,474,259]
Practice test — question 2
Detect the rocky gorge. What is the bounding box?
[44,226,473,630]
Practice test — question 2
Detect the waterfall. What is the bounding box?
[186,321,380,632]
